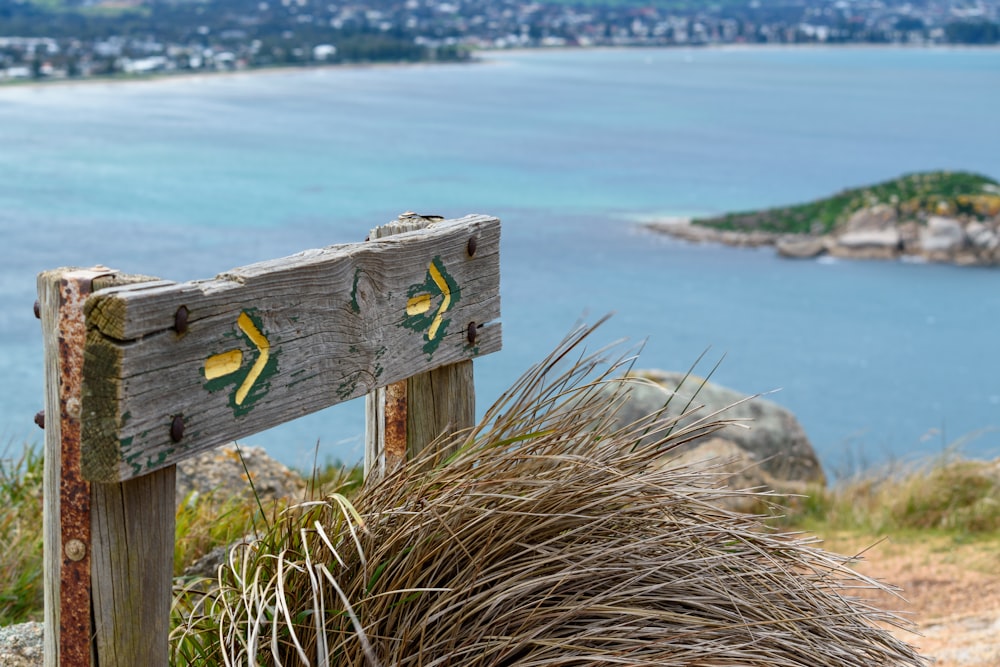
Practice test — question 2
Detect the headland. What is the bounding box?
[647,171,1000,267]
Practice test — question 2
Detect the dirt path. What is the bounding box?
[822,533,1000,667]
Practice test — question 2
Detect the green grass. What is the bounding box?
[784,451,1000,538]
[0,441,362,626]
[0,443,44,626]
[695,170,1000,235]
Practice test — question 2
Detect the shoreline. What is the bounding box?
[0,58,483,92]
[643,218,1000,268]
[3,42,999,92]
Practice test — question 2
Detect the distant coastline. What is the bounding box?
[0,58,480,90]
[4,42,999,92]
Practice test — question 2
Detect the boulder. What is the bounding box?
[776,236,826,259]
[826,204,905,260]
[966,221,999,251]
[176,443,306,508]
[828,228,901,260]
[610,371,825,507]
[919,216,966,254]
[0,622,42,667]
[657,437,811,513]
[844,204,898,232]
[898,220,921,252]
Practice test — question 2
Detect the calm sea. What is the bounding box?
[2,47,999,474]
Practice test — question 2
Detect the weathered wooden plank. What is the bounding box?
[81,215,501,482]
[39,267,117,667]
[88,272,176,667]
[90,467,175,667]
[404,361,475,462]
[363,217,479,479]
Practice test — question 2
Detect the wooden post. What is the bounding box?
[38,215,500,664]
[364,215,478,478]
[39,267,113,667]
[89,467,175,666]
[39,269,175,667]
[89,273,176,667]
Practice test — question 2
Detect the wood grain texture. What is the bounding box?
[40,269,167,667]
[81,215,501,482]
[39,270,65,667]
[363,217,480,480]
[39,268,117,667]
[90,467,175,667]
[404,361,475,463]
[88,272,176,667]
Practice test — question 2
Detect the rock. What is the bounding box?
[898,220,921,252]
[644,222,781,247]
[831,206,903,260]
[829,228,901,260]
[176,443,306,508]
[656,437,812,513]
[966,221,999,251]
[610,371,825,507]
[844,203,898,232]
[919,216,966,254]
[0,622,43,667]
[181,535,256,580]
[776,236,826,259]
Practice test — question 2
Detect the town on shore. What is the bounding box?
[1,0,999,83]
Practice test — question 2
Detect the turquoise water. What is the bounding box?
[2,47,999,473]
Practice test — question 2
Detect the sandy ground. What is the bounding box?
[822,533,1000,667]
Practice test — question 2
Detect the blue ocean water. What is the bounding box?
[2,47,999,473]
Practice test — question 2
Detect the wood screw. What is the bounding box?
[65,539,86,562]
[174,306,189,335]
[467,237,477,257]
[170,415,185,443]
[33,300,41,319]
[467,322,477,344]
[34,410,45,430]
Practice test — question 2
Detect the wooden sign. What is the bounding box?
[81,214,501,483]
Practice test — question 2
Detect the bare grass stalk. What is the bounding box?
[173,321,926,665]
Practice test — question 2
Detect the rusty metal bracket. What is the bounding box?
[383,379,408,472]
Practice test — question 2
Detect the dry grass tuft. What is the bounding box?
[171,322,927,666]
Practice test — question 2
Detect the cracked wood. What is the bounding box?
[81,215,501,482]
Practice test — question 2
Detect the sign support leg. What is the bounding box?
[39,268,110,667]
[363,218,477,479]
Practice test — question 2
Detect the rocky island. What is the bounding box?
[648,171,1000,266]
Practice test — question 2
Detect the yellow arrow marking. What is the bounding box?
[427,261,451,340]
[204,349,243,380]
[406,293,432,316]
[203,312,271,406]
[235,312,270,405]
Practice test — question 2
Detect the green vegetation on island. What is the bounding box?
[694,171,1000,235]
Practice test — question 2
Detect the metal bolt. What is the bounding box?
[467,237,478,257]
[174,306,189,335]
[33,300,41,319]
[467,322,477,344]
[170,415,185,443]
[34,410,45,430]
[65,539,86,562]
